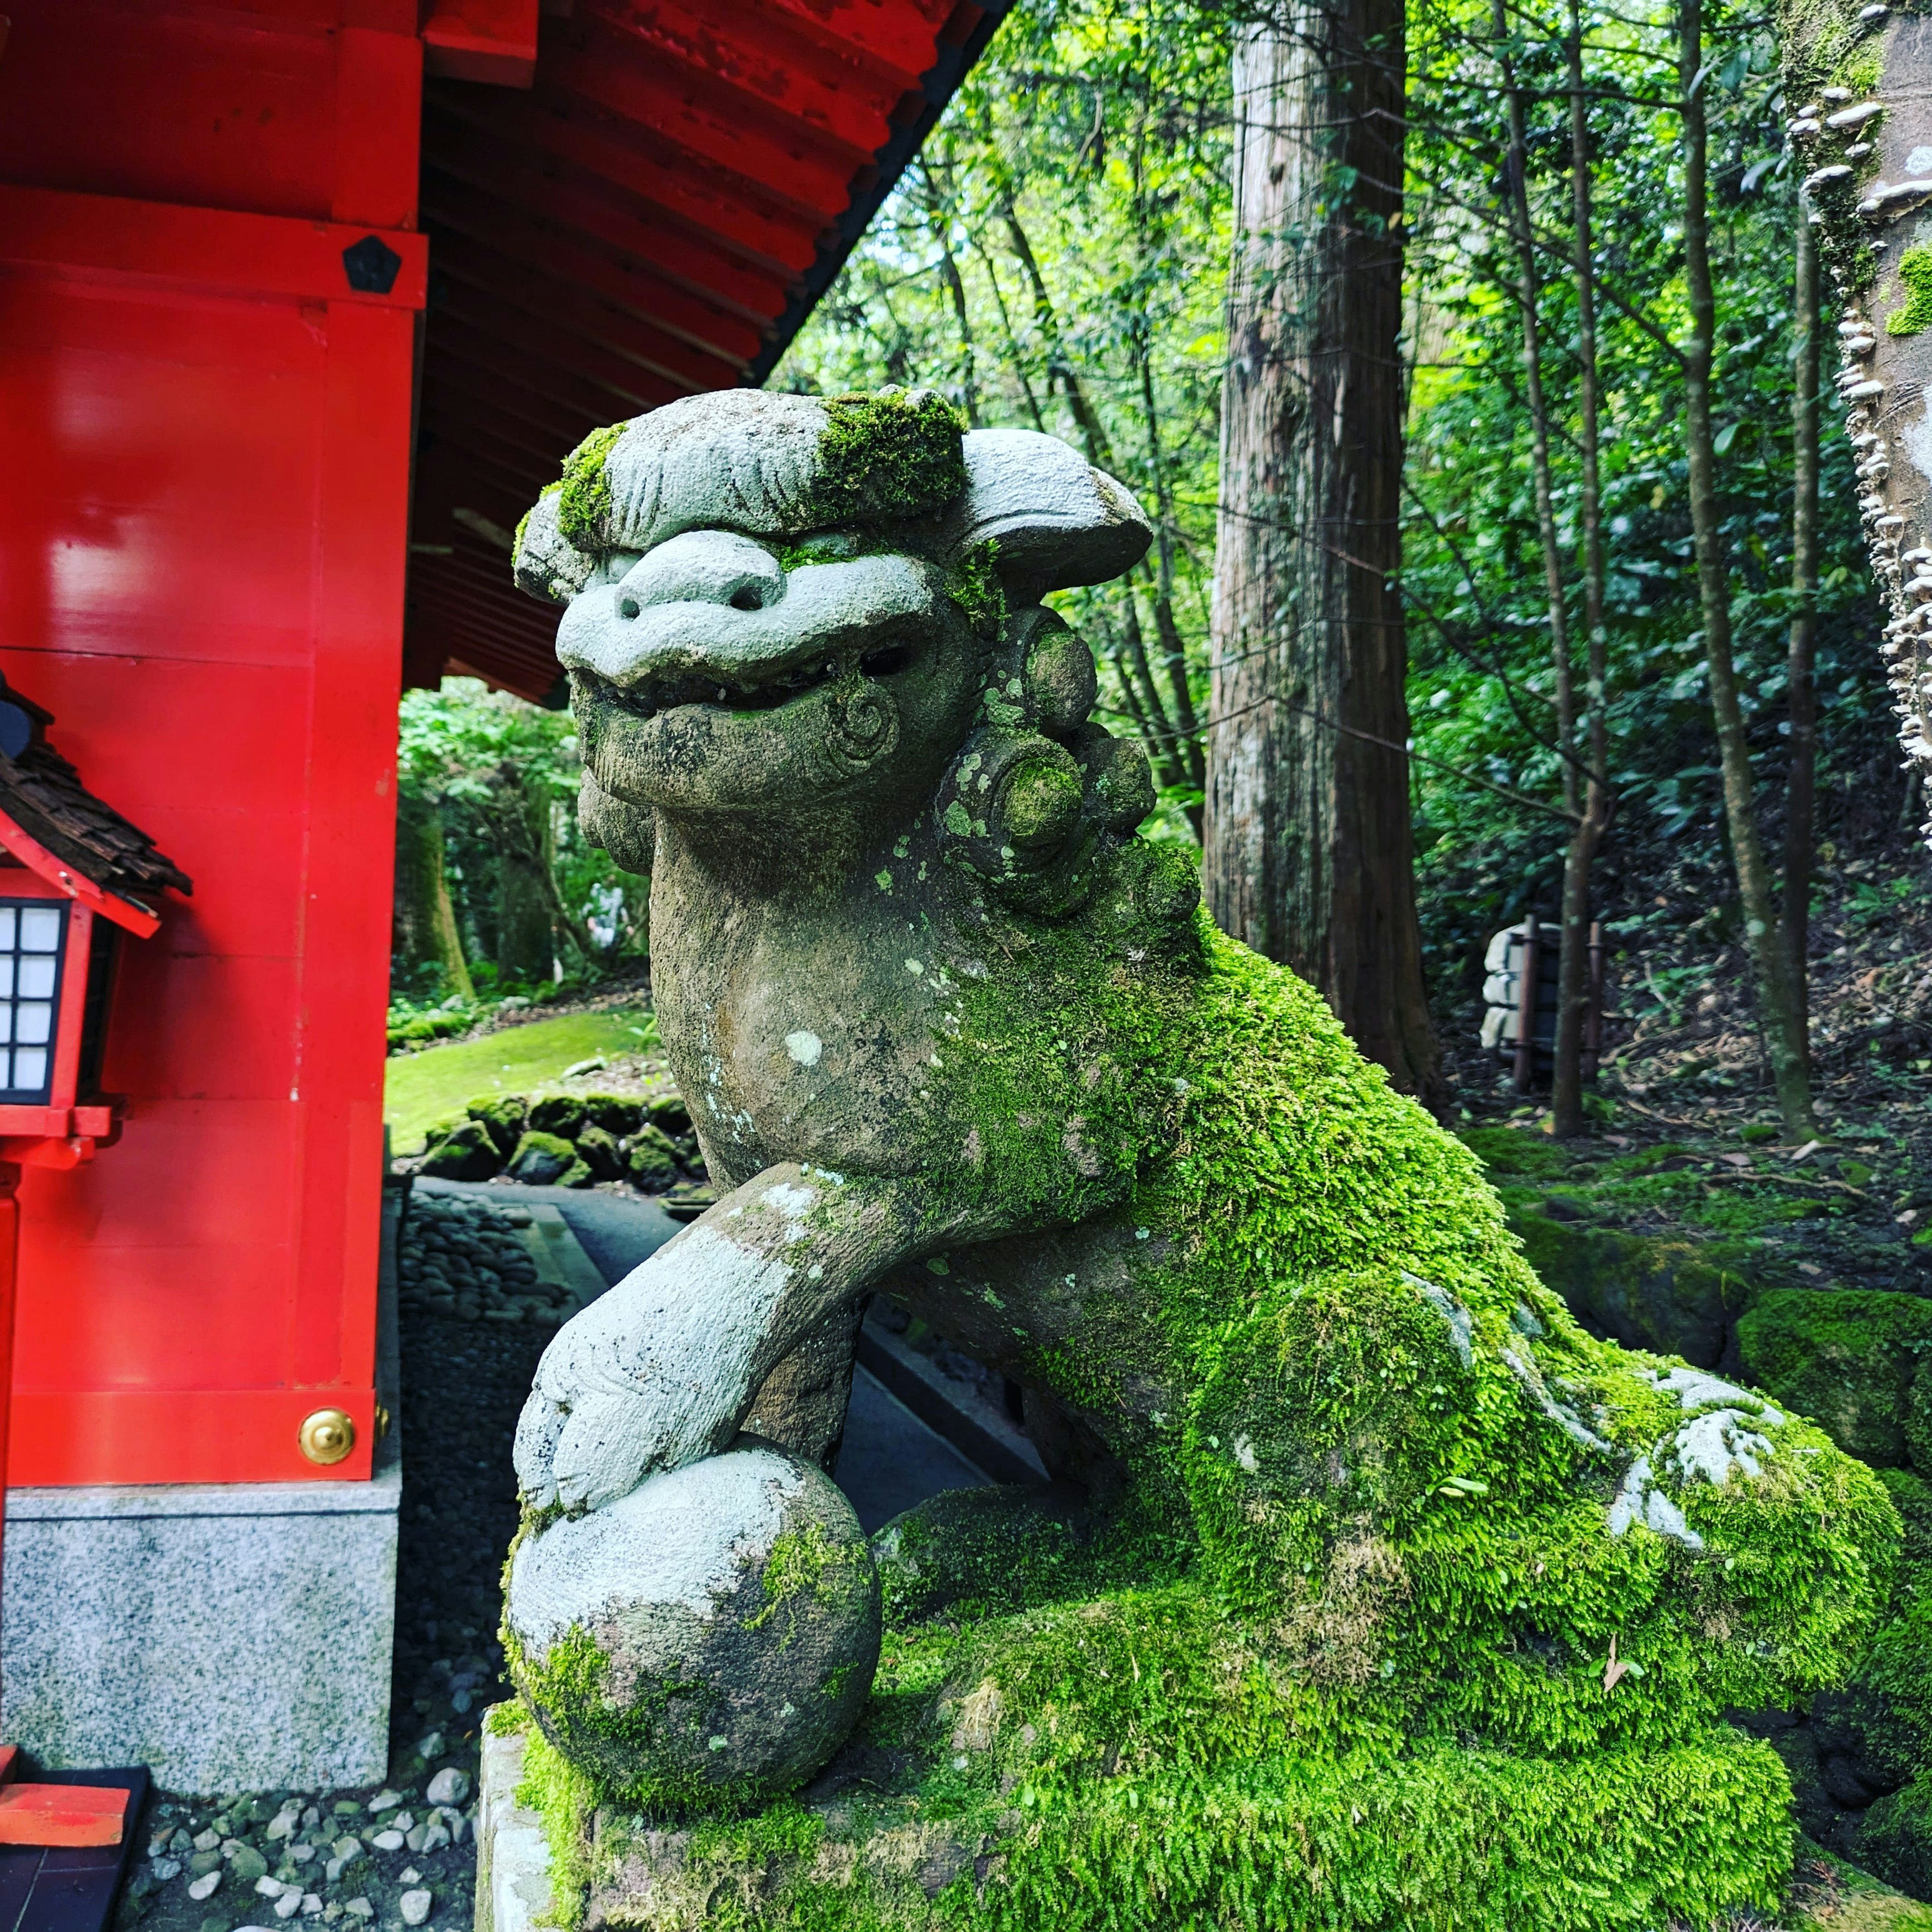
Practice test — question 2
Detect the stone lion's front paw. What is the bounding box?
[512,1283,736,1514]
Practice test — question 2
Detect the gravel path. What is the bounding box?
[119,1180,987,1932]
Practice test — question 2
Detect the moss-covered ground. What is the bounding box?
[384,1008,658,1152]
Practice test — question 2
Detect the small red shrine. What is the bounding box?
[0,0,1006,1793]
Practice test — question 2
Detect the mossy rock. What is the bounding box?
[1508,1206,1744,1369]
[467,1093,529,1159]
[1736,1290,1932,1469]
[507,1445,881,1815]
[581,1092,643,1136]
[1842,1597,1932,1799]
[1790,1843,1932,1928]
[1862,1773,1932,1903]
[421,1111,466,1151]
[645,1093,692,1138]
[529,1094,587,1138]
[507,1130,591,1188]
[418,1118,501,1182]
[575,1122,624,1183]
[625,1124,680,1189]
[558,1719,1799,1931]
[1885,1468,1932,1605]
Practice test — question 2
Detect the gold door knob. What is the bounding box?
[298,1407,356,1466]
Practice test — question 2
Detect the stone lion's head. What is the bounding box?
[514,387,1158,915]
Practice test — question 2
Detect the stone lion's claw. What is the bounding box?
[513,1387,568,1510]
[552,1390,665,1514]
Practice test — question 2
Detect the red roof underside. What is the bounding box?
[407,0,985,705]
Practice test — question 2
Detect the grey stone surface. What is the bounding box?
[476,1725,551,1932]
[509,1441,880,1808]
[2,1446,399,1793]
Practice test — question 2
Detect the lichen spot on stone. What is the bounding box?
[785,1031,823,1068]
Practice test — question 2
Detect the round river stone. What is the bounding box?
[505,1440,880,1810]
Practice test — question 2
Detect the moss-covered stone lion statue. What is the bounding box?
[492,387,1896,1930]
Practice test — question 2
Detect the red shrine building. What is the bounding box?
[0,0,1005,1791]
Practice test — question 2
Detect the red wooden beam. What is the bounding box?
[422,183,769,363]
[423,0,541,87]
[548,29,861,218]
[420,129,790,323]
[413,430,556,513]
[584,0,906,155]
[0,185,426,311]
[431,232,742,389]
[413,557,552,620]
[423,361,602,455]
[428,314,664,423]
[760,0,952,75]
[424,83,824,275]
[429,300,675,414]
[421,402,574,484]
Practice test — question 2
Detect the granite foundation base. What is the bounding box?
[1,1445,400,1795]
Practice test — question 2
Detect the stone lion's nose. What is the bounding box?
[612,530,784,620]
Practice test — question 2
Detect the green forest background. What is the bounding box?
[390,0,1916,1117]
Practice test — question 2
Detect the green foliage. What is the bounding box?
[777,0,1226,840]
[1403,1,1893,983]
[396,677,645,986]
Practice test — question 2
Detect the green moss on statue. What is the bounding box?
[497,387,1901,1928]
[944,538,1004,637]
[1889,248,1932,338]
[806,390,968,531]
[555,424,625,548]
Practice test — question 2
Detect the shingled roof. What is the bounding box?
[0,682,191,935]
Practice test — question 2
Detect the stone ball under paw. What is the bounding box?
[505,1438,880,1813]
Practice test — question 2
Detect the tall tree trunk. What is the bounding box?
[394,795,474,1001]
[1677,0,1814,1138]
[1782,197,1821,1064]
[1204,3,1439,1102]
[920,160,981,428]
[1494,0,1578,819]
[495,771,557,982]
[1551,4,1615,1138]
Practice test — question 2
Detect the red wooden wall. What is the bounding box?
[0,2,427,1484]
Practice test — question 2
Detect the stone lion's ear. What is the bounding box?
[513,488,599,606]
[946,430,1152,598]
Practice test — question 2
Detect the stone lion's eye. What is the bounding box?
[730,588,762,612]
[620,597,640,619]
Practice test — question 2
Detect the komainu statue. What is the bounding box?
[497,389,1893,1928]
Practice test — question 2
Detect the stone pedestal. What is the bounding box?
[1,1442,400,1794]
